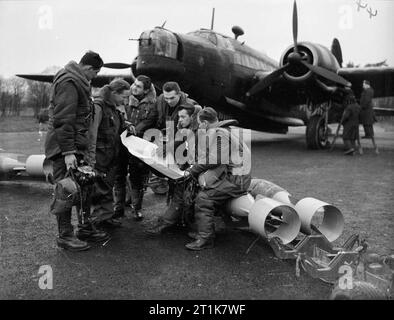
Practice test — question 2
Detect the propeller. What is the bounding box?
[300,61,349,86]
[246,64,290,97]
[103,63,132,69]
[247,0,350,97]
[292,0,298,54]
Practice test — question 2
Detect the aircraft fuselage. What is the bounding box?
[135,27,292,132]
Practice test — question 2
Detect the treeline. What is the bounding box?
[0,69,392,120]
[0,76,51,118]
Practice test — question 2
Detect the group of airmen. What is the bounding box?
[339,80,379,156]
[46,50,251,252]
[317,78,379,156]
[45,50,378,254]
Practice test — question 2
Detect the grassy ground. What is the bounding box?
[1,117,393,299]
[0,116,42,133]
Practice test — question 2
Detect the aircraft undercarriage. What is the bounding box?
[305,101,331,150]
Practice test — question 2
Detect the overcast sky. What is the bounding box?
[0,0,393,78]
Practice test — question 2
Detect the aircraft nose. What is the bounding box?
[136,28,185,79]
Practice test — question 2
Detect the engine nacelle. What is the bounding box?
[279,42,340,83]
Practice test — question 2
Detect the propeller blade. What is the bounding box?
[300,61,350,87]
[246,64,290,96]
[292,0,298,54]
[16,74,54,83]
[103,63,132,69]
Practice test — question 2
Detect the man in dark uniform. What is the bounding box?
[146,103,201,235]
[156,81,198,132]
[152,82,199,194]
[113,75,157,220]
[340,90,362,155]
[45,51,108,251]
[185,107,252,251]
[112,93,132,218]
[359,80,379,154]
[86,79,130,231]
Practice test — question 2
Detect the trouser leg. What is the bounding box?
[343,139,353,151]
[113,146,129,216]
[161,182,185,225]
[51,156,74,236]
[194,190,217,240]
[129,156,150,215]
[57,210,73,237]
[90,168,116,224]
[113,183,126,215]
[145,181,187,235]
[51,155,90,251]
[193,175,251,240]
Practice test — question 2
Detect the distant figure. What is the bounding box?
[340,89,362,156]
[37,107,49,124]
[359,80,379,154]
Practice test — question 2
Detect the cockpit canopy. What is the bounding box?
[139,27,178,59]
[187,29,234,50]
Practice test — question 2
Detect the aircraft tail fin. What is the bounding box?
[331,38,343,68]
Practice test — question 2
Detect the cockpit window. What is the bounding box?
[139,30,152,47]
[139,28,178,59]
[188,31,217,46]
[207,33,217,45]
[216,34,234,50]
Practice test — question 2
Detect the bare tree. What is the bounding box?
[344,61,360,68]
[364,59,388,67]
[25,80,51,118]
[7,77,27,116]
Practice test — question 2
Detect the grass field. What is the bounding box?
[1,117,393,299]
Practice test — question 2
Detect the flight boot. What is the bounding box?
[145,221,173,235]
[56,213,90,251]
[187,231,198,239]
[130,188,144,221]
[344,148,355,155]
[113,186,126,219]
[185,237,214,251]
[76,222,110,243]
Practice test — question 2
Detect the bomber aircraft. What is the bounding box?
[17,1,394,149]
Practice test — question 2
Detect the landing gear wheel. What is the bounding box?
[306,115,330,149]
[330,281,387,300]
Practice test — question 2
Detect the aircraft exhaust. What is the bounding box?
[225,179,344,244]
[0,155,25,173]
[0,154,52,180]
[294,197,344,242]
[248,197,301,244]
[226,180,301,244]
[226,193,255,218]
[248,178,292,205]
[25,155,52,177]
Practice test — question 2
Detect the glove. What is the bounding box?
[64,154,77,170]
[127,124,136,136]
[183,169,191,178]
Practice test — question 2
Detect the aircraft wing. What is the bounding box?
[16,74,54,83]
[338,67,394,98]
[16,74,135,87]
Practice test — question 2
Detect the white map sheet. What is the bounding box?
[120,131,185,180]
